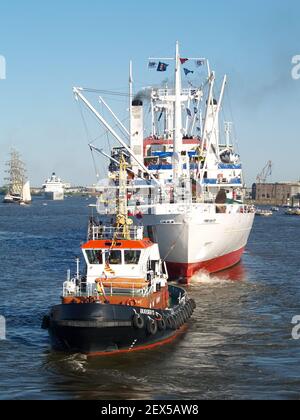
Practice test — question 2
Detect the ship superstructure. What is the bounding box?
[43,172,65,200]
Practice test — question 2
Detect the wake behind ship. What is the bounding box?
[73,42,255,283]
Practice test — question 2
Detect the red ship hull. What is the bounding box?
[167,247,245,284]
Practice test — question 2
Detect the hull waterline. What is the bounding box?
[44,287,195,356]
[135,210,255,284]
[167,247,245,283]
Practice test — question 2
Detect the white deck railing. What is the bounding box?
[63,278,153,299]
[89,225,144,241]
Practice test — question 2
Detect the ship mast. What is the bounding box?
[115,154,132,240]
[173,41,183,180]
[5,149,26,196]
[129,60,133,146]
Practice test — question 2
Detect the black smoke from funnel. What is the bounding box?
[134,87,153,102]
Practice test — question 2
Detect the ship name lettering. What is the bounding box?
[140,309,155,316]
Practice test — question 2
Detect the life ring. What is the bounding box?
[126,299,137,307]
[132,313,144,329]
[146,317,158,335]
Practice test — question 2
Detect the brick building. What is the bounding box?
[252,182,300,206]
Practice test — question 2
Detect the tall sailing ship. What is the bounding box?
[74,42,255,283]
[3,149,32,205]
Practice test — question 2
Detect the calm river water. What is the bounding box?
[0,198,299,400]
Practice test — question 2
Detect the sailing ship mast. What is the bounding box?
[5,149,26,196]
[3,149,31,204]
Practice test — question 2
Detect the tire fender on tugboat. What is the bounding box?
[157,317,167,331]
[146,317,158,335]
[132,313,145,329]
[167,315,178,330]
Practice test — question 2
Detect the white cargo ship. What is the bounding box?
[74,42,255,283]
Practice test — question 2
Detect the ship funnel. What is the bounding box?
[130,100,144,173]
[132,99,143,107]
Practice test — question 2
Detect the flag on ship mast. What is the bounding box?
[148,61,157,69]
[196,59,206,67]
[186,108,192,117]
[180,58,189,64]
[157,62,169,72]
[184,68,194,76]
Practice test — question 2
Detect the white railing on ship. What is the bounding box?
[63,279,153,298]
[156,88,193,97]
[90,225,144,241]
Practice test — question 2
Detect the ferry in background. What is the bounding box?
[43,173,65,201]
[74,42,255,283]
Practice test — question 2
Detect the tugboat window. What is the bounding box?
[86,250,103,265]
[108,250,122,265]
[125,250,141,265]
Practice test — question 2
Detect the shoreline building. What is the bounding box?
[252,182,300,206]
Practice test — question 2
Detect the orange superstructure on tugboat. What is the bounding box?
[42,156,195,355]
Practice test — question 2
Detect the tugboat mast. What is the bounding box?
[115,155,132,240]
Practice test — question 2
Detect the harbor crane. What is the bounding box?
[256,161,273,184]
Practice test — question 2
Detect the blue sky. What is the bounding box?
[0,0,299,186]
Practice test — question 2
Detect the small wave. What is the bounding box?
[190,270,232,285]
[65,354,88,373]
[46,353,88,374]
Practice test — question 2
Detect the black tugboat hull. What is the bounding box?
[44,286,196,355]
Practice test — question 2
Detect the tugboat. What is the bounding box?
[42,157,195,355]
